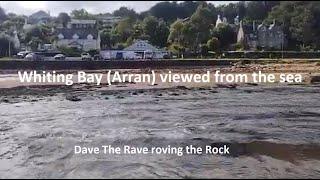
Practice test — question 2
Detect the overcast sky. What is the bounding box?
[0,1,237,16]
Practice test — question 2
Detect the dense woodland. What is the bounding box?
[0,1,320,57]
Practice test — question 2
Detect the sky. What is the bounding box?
[0,1,237,16]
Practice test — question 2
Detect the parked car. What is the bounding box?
[93,54,101,60]
[24,53,44,61]
[81,53,92,60]
[53,54,66,60]
[17,51,31,58]
[115,52,123,60]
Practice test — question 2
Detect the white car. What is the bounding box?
[81,53,92,61]
[54,54,66,60]
[24,53,43,61]
[17,51,31,58]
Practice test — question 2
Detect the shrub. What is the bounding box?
[207,37,220,52]
[58,46,82,57]
[87,49,100,56]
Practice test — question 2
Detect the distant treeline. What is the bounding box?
[222,51,320,59]
[0,1,320,58]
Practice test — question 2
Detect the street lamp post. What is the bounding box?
[8,40,11,57]
[282,17,284,59]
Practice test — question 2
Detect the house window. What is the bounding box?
[73,34,79,39]
[87,34,93,40]
[58,33,64,39]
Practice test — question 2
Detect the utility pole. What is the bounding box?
[282,17,284,59]
[8,40,11,57]
[196,32,200,58]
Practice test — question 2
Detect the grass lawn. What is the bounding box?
[0,57,15,60]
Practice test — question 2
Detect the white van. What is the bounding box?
[144,51,154,59]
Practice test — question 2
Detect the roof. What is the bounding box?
[56,28,98,39]
[28,10,51,24]
[95,15,122,20]
[29,10,50,19]
[124,40,160,52]
[70,19,96,24]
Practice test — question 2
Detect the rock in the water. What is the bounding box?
[66,95,81,101]
[209,90,218,93]
[116,96,125,99]
[216,84,238,89]
[310,75,320,84]
[176,86,189,90]
[2,99,9,103]
[197,87,207,90]
[245,83,258,86]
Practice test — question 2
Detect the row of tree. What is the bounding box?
[0,1,320,57]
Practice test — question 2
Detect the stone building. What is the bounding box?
[214,14,286,50]
[237,19,286,50]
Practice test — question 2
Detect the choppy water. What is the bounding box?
[0,85,320,178]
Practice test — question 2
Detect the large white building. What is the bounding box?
[101,40,169,60]
[55,19,101,51]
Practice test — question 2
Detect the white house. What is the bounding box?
[55,19,100,51]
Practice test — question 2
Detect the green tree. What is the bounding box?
[289,7,314,49]
[28,37,42,51]
[0,6,7,23]
[149,1,200,23]
[199,44,208,57]
[149,1,183,22]
[114,17,135,43]
[207,37,220,52]
[57,12,71,27]
[0,33,16,56]
[143,16,158,38]
[246,1,269,21]
[71,9,92,19]
[211,23,236,50]
[153,20,169,47]
[189,2,214,42]
[167,19,184,45]
[25,25,53,45]
[132,21,145,40]
[142,16,169,47]
[181,22,197,51]
[100,30,112,49]
[267,1,320,49]
[113,7,137,19]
